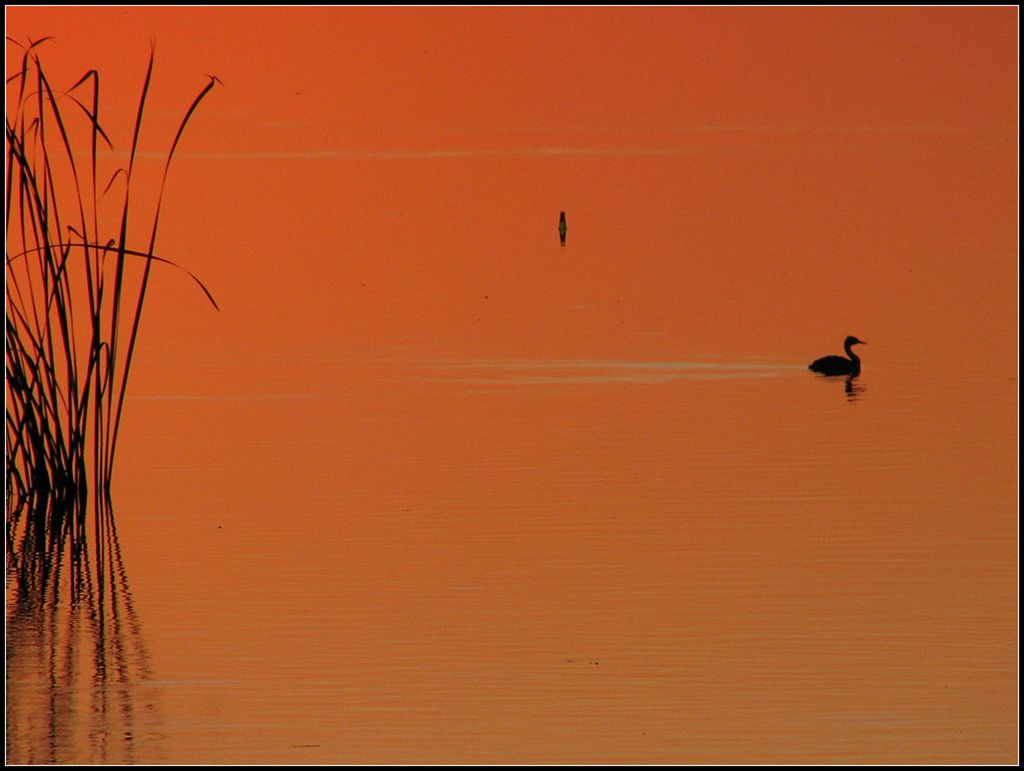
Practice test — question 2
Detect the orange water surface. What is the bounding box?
[5,6,1018,764]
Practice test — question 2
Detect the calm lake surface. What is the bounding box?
[5,7,1018,765]
[9,352,1017,764]
[8,161,1017,764]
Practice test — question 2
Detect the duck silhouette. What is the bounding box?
[809,336,866,376]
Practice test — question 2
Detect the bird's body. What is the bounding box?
[810,355,859,376]
[558,211,567,245]
[809,336,866,376]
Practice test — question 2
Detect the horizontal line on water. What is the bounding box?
[406,359,806,385]
[126,359,807,398]
[104,126,1004,162]
[427,358,805,371]
[126,393,318,401]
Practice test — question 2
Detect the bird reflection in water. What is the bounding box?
[844,374,866,402]
[5,494,159,764]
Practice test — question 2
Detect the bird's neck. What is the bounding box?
[845,341,861,371]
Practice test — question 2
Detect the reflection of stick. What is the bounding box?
[559,211,567,245]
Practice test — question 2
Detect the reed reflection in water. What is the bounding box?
[4,6,1015,763]
[6,496,161,765]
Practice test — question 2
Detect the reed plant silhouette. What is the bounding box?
[5,39,219,568]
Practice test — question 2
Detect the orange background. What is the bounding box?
[5,6,1018,765]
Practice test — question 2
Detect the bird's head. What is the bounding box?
[845,336,867,347]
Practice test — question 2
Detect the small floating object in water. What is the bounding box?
[809,335,867,376]
[559,211,567,245]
